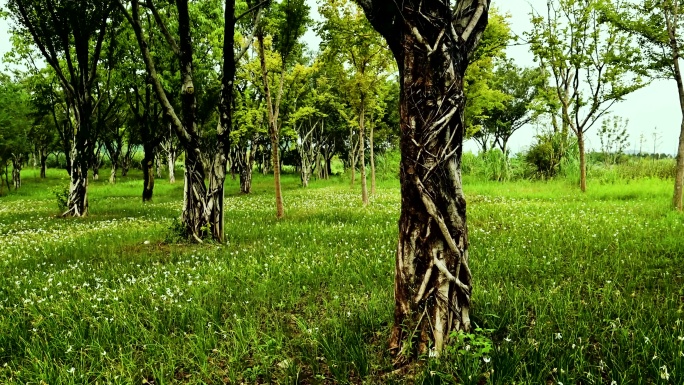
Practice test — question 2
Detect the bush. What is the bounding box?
[50,185,69,212]
[525,132,572,179]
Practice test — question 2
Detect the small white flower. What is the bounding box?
[101,350,107,356]
[555,333,562,340]
[68,367,75,374]
[483,356,491,363]
[678,335,684,341]
[610,381,617,385]
[660,365,670,380]
[504,337,512,342]
[66,345,73,353]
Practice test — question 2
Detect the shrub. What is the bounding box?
[525,132,572,179]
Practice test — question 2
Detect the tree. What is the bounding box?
[0,74,32,191]
[465,9,511,151]
[319,0,394,204]
[256,0,310,219]
[528,0,645,192]
[605,0,684,208]
[6,0,115,216]
[120,0,261,240]
[356,0,489,358]
[485,62,544,156]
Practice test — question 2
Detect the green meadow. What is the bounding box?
[0,167,683,384]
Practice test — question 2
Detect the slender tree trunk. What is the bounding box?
[168,148,176,184]
[272,133,284,217]
[40,151,47,179]
[350,125,356,186]
[258,32,285,219]
[156,155,163,179]
[240,165,252,193]
[300,153,309,187]
[142,144,155,201]
[92,160,100,180]
[675,119,684,210]
[11,157,22,190]
[578,132,587,192]
[110,162,117,184]
[326,155,332,179]
[360,104,369,205]
[370,122,376,196]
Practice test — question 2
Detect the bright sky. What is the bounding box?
[0,0,679,155]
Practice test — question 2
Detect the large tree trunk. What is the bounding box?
[181,149,209,240]
[359,0,489,359]
[142,143,155,201]
[65,140,90,217]
[578,132,587,192]
[359,104,369,205]
[206,151,227,242]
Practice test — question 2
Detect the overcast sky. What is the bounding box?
[0,0,679,155]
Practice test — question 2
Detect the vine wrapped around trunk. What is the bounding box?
[357,0,490,358]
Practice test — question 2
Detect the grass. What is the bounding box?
[0,167,683,384]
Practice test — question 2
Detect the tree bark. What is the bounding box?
[358,0,489,359]
[578,132,587,193]
[359,103,369,205]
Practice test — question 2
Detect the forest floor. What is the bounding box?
[0,168,683,384]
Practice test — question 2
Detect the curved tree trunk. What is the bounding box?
[358,0,489,359]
